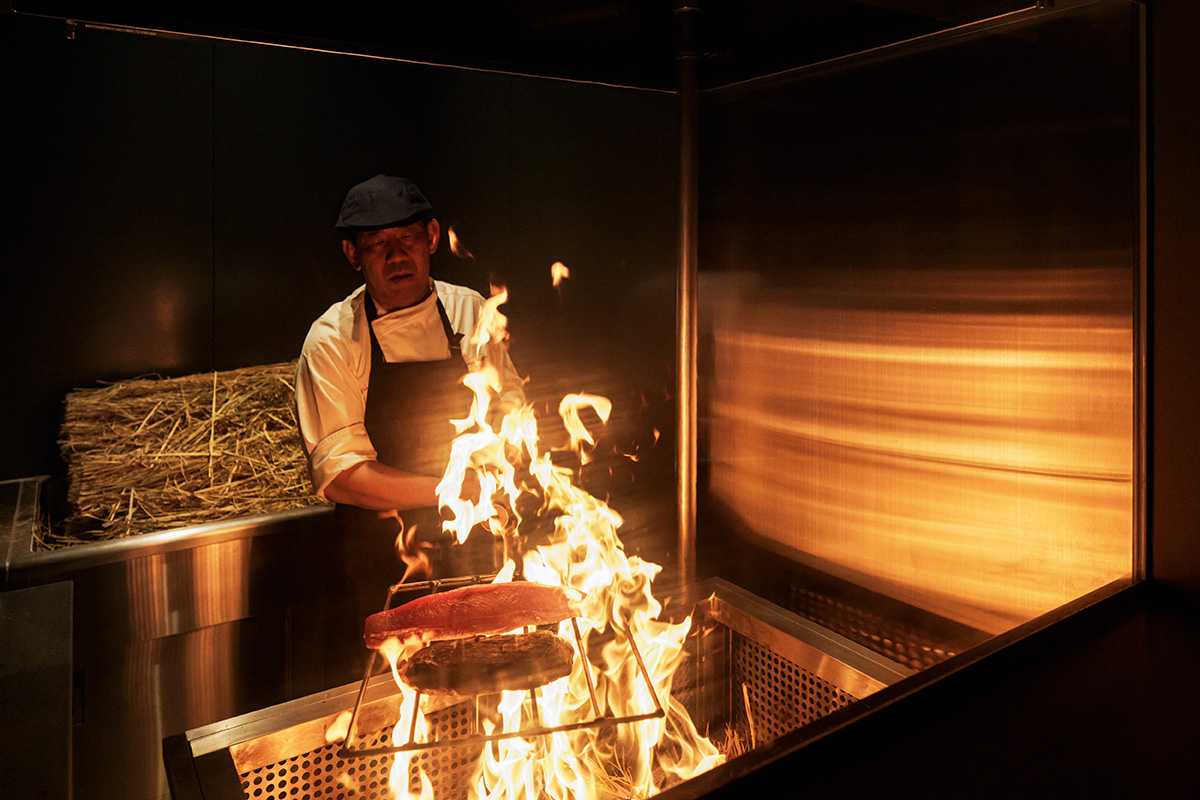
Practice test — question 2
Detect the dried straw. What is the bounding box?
[49,361,324,549]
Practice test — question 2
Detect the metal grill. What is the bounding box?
[406,704,479,799]
[733,634,855,740]
[239,725,395,799]
[234,700,485,800]
[170,579,913,799]
[784,584,960,670]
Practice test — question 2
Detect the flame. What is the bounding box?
[474,287,510,358]
[392,514,433,584]
[558,393,612,466]
[383,634,434,797]
[449,226,474,260]
[384,286,722,799]
[325,710,352,744]
[551,262,570,288]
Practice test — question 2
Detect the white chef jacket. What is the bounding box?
[295,281,524,499]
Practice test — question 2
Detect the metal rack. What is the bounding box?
[165,578,913,799]
[336,574,666,760]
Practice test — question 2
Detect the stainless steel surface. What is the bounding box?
[3,475,352,800]
[698,580,912,696]
[2,477,43,585]
[0,580,72,800]
[1134,0,1148,584]
[700,1,1141,634]
[167,577,912,799]
[675,3,701,589]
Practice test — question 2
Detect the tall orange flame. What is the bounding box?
[448,226,474,260]
[387,282,721,799]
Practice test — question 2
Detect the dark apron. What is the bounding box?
[323,290,495,682]
[334,290,470,537]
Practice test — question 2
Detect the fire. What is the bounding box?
[386,284,722,798]
[392,514,433,584]
[558,393,611,466]
[551,262,570,288]
[325,710,353,744]
[379,634,436,797]
[448,226,474,260]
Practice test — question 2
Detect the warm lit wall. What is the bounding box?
[699,3,1140,632]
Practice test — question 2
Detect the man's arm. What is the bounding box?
[323,460,441,510]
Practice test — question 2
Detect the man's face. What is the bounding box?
[343,219,441,312]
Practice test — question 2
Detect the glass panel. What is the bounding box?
[699,3,1139,640]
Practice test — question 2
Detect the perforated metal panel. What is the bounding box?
[231,632,862,799]
[239,725,395,799]
[784,584,959,671]
[237,702,482,800]
[406,703,480,799]
[733,634,855,740]
[178,580,911,800]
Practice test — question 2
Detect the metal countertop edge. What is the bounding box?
[2,476,333,579]
[653,574,1137,800]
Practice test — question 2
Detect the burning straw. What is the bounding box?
[49,361,323,548]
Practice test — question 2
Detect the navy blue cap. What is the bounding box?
[335,175,433,234]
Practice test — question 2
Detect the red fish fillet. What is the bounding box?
[364,582,577,649]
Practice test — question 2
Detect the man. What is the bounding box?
[295,176,522,640]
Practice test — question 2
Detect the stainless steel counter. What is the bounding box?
[2,476,346,800]
[0,580,73,799]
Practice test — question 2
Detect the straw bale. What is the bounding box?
[48,361,325,548]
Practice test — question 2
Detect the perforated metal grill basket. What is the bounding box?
[165,578,912,799]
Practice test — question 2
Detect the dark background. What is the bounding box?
[0,13,682,555]
[2,0,1198,797]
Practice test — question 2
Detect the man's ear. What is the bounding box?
[342,238,361,271]
[425,218,441,255]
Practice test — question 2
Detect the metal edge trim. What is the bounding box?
[702,4,1045,97]
[185,673,398,759]
[162,733,205,800]
[6,6,675,95]
[653,576,1137,800]
[1133,0,1148,583]
[690,578,915,690]
[7,502,332,578]
[2,477,46,588]
[701,1,1131,100]
[676,2,700,590]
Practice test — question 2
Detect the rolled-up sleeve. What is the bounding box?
[295,325,375,500]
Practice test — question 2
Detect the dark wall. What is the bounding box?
[1149,0,1200,599]
[1,14,680,513]
[3,19,217,482]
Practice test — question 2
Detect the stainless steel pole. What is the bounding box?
[675,3,701,587]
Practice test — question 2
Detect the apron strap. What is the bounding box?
[435,294,466,350]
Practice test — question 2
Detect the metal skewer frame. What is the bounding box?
[336,574,666,760]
